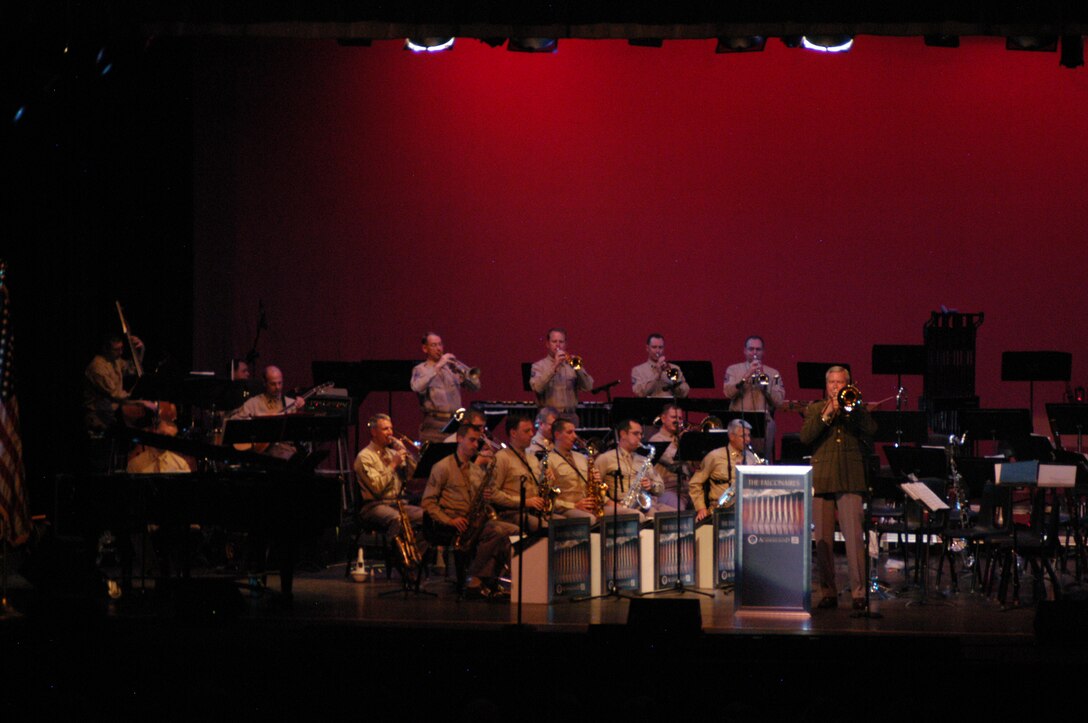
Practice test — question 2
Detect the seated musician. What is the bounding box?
[126,416,192,474]
[595,419,673,522]
[353,414,424,539]
[421,423,516,601]
[83,333,145,436]
[648,403,693,510]
[631,333,689,398]
[228,365,305,459]
[546,418,602,524]
[688,419,759,522]
[527,406,559,456]
[530,328,595,425]
[490,413,547,532]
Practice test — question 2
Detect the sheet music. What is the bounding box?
[1038,464,1076,488]
[900,482,950,511]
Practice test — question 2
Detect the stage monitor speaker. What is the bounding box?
[626,598,702,635]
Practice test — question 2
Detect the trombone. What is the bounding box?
[837,384,863,414]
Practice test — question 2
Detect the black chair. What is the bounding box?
[990,486,1062,605]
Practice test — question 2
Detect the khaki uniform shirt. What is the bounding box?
[723,361,785,413]
[422,453,485,525]
[530,357,594,413]
[491,447,541,511]
[688,445,758,511]
[411,361,480,415]
[594,447,665,501]
[546,449,591,512]
[630,360,690,398]
[353,442,403,503]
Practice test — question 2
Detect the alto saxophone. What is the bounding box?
[454,459,497,552]
[584,442,606,517]
[536,453,560,522]
[620,446,657,512]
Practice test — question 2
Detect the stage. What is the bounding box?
[4,547,1087,721]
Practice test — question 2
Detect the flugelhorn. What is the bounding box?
[837,384,863,414]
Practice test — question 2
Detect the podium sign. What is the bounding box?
[548,517,591,602]
[713,507,736,587]
[735,465,812,614]
[653,511,696,589]
[600,514,641,592]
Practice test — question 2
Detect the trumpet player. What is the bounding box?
[801,365,876,611]
[353,414,425,539]
[546,418,603,523]
[594,419,671,522]
[648,403,693,510]
[723,335,785,461]
[421,423,517,601]
[688,419,760,522]
[530,328,594,424]
[491,413,547,532]
[631,333,689,398]
[411,332,481,443]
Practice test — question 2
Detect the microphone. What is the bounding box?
[592,380,620,395]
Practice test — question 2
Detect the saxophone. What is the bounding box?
[393,498,422,574]
[620,446,657,512]
[583,440,606,517]
[536,453,560,522]
[454,459,497,552]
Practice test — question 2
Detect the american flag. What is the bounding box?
[0,261,30,546]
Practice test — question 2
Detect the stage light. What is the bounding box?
[508,38,557,53]
[716,36,766,53]
[802,35,854,53]
[1060,35,1084,68]
[924,35,960,48]
[405,37,455,53]
[1006,36,1058,52]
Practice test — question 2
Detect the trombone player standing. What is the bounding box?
[530,327,594,426]
[411,331,481,443]
[800,366,876,611]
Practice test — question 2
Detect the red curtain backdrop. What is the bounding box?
[192,37,1088,439]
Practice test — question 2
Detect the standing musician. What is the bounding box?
[527,406,559,456]
[594,419,672,522]
[801,365,876,611]
[648,403,693,510]
[723,335,785,461]
[631,333,690,398]
[546,418,602,524]
[490,413,547,532]
[530,328,595,424]
[83,333,145,435]
[421,424,514,600]
[688,419,760,522]
[353,413,424,539]
[228,365,306,459]
[411,332,481,443]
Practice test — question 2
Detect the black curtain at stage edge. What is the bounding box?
[4,36,195,499]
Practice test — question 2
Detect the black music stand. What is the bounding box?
[520,362,533,393]
[959,408,1032,448]
[883,445,948,479]
[872,344,927,446]
[672,360,715,390]
[179,375,253,413]
[797,362,852,391]
[222,414,345,449]
[871,411,928,448]
[611,397,673,427]
[1047,403,1088,453]
[312,359,417,415]
[1002,351,1072,421]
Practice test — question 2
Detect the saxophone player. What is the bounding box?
[421,424,517,601]
[491,413,548,532]
[546,419,603,524]
[648,403,694,510]
[631,333,689,398]
[594,419,671,522]
[353,414,425,539]
[527,406,559,456]
[688,419,760,522]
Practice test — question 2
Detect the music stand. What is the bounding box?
[872,344,926,446]
[871,411,928,447]
[611,397,673,427]
[1001,351,1072,419]
[883,445,948,479]
[223,414,345,448]
[672,360,715,390]
[521,363,533,393]
[959,408,1032,446]
[797,362,852,391]
[1047,403,1088,453]
[312,360,417,415]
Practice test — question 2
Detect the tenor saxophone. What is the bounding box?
[454,459,497,552]
[536,453,560,522]
[393,498,422,573]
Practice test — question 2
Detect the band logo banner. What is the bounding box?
[713,507,736,587]
[548,517,591,602]
[654,510,696,589]
[735,465,812,613]
[600,513,641,592]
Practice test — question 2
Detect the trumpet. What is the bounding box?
[447,357,481,385]
[565,354,584,372]
[700,416,724,432]
[837,384,863,414]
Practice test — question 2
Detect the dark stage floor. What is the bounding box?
[4,547,1088,721]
